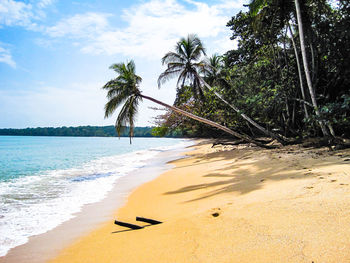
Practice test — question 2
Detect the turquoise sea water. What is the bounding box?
[0,136,192,257]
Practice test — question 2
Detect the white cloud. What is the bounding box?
[210,36,238,54]
[36,0,56,9]
[45,12,111,38]
[0,45,16,68]
[0,0,33,27]
[44,0,241,58]
[0,0,55,29]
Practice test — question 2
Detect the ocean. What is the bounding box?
[0,136,192,257]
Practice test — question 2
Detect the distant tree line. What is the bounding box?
[0,126,172,137]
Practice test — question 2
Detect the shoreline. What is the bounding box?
[0,140,193,263]
[49,140,350,263]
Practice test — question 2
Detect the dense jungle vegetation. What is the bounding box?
[152,0,349,143]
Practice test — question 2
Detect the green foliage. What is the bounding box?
[157,1,350,139]
[151,126,169,137]
[321,94,350,133]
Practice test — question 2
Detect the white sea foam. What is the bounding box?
[0,140,193,257]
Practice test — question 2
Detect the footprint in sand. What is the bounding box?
[211,208,221,217]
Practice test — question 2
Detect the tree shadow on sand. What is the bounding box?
[164,146,348,202]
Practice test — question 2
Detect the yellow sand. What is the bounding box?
[51,140,350,263]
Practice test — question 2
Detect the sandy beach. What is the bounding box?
[44,140,350,263]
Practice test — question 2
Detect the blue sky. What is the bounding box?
[0,0,243,128]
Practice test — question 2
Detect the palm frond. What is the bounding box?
[158,68,183,88]
[161,52,185,65]
[104,95,127,118]
[176,70,189,89]
[115,97,131,137]
[115,95,141,142]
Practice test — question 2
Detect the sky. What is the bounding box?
[0,0,244,128]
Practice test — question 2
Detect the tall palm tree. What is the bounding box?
[103,60,271,148]
[158,34,206,100]
[158,34,287,144]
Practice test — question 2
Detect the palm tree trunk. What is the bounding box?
[195,73,288,145]
[140,94,273,148]
[294,0,329,136]
[288,22,309,119]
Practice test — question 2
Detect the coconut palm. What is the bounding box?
[158,34,287,144]
[103,60,271,148]
[158,34,206,100]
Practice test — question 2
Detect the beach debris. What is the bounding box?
[211,139,244,148]
[212,212,220,217]
[136,217,162,225]
[114,220,143,230]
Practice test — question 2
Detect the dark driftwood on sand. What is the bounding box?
[114,220,143,229]
[136,217,162,225]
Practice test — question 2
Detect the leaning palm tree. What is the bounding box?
[103,60,271,148]
[158,34,287,145]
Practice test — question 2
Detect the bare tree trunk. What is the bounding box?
[195,73,288,145]
[292,100,296,127]
[288,22,309,119]
[294,0,329,136]
[140,94,273,148]
[327,122,336,137]
[285,98,291,136]
[282,27,290,73]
